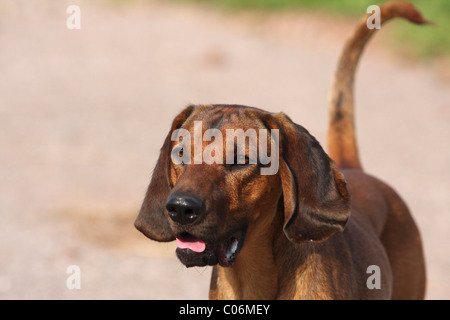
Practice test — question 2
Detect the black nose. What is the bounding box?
[165,194,205,225]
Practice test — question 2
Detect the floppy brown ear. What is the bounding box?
[263,112,351,243]
[134,106,195,242]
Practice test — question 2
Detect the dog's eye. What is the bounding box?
[237,155,249,165]
[226,155,250,170]
[171,147,186,166]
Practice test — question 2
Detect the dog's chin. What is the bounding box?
[175,231,246,268]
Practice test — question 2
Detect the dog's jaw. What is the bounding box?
[174,229,247,268]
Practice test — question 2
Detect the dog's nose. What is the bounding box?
[165,194,205,225]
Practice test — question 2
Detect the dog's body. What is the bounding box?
[210,167,425,299]
[135,2,427,299]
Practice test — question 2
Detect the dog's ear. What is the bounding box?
[134,106,195,242]
[262,112,351,243]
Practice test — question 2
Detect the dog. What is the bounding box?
[135,1,427,299]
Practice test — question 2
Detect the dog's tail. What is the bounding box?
[327,1,430,170]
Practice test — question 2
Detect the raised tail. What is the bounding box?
[327,1,430,170]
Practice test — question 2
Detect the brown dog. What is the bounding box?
[135,2,427,299]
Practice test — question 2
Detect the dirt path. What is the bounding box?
[0,0,448,299]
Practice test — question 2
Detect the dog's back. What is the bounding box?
[327,2,427,299]
[342,169,426,299]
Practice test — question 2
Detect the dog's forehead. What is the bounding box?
[181,105,266,131]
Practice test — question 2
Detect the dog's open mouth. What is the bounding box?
[175,231,245,268]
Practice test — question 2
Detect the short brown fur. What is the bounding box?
[135,1,427,300]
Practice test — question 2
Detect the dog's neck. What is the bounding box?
[210,205,315,299]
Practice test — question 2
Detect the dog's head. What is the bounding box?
[135,105,350,267]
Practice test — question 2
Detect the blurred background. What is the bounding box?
[0,0,449,299]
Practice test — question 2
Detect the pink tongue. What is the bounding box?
[176,238,206,253]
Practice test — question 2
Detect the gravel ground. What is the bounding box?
[0,0,449,299]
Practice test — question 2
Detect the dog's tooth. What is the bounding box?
[226,238,239,260]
